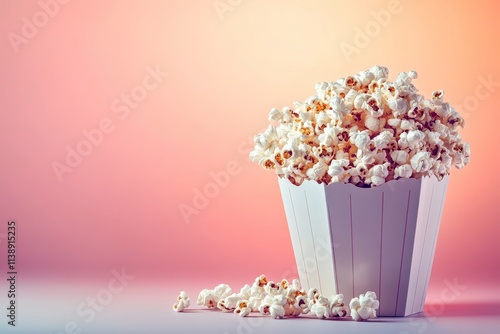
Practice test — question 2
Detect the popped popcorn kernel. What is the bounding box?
[172,291,190,312]
[349,291,380,321]
[234,300,252,317]
[196,289,216,309]
[329,294,348,318]
[310,295,332,319]
[269,294,287,319]
[196,284,231,309]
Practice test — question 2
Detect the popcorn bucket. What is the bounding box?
[278,175,449,317]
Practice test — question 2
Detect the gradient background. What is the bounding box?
[1,0,499,332]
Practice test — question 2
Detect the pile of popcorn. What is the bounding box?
[172,274,379,322]
[249,66,470,187]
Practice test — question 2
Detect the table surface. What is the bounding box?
[2,283,499,334]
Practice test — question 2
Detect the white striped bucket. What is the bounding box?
[278,175,449,316]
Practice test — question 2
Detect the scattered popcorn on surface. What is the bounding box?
[176,275,380,322]
[249,66,470,187]
[172,291,190,312]
[217,293,241,312]
[295,295,310,315]
[310,295,332,319]
[196,288,216,309]
[213,284,232,300]
[329,294,348,318]
[269,295,287,319]
[197,284,231,309]
[307,287,321,310]
[217,284,250,312]
[349,291,380,321]
[248,274,267,311]
[234,300,252,317]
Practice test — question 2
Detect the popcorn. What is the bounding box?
[269,108,282,122]
[407,130,425,148]
[372,130,393,149]
[240,284,252,299]
[258,297,272,315]
[249,66,469,187]
[213,284,232,300]
[264,280,284,297]
[310,295,332,319]
[329,294,348,318]
[307,288,321,303]
[283,281,308,317]
[283,295,303,317]
[351,130,371,150]
[234,300,252,317]
[410,151,432,173]
[370,65,389,80]
[391,150,409,165]
[217,293,242,312]
[248,293,265,311]
[295,295,310,314]
[197,284,232,309]
[248,275,268,310]
[387,97,408,115]
[349,291,380,321]
[217,284,251,312]
[176,276,383,322]
[368,163,390,186]
[395,164,413,179]
[290,279,302,291]
[252,274,268,289]
[306,158,329,180]
[173,291,190,312]
[358,70,375,86]
[279,279,290,291]
[197,289,216,309]
[269,294,287,319]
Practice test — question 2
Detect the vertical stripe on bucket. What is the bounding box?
[405,177,432,315]
[350,195,355,298]
[411,185,435,314]
[326,184,354,302]
[379,192,384,316]
[304,191,323,294]
[288,182,321,289]
[416,176,449,312]
[287,186,310,289]
[304,181,337,297]
[326,203,339,295]
[395,190,412,316]
[351,189,383,305]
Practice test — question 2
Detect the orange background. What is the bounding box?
[0,0,499,302]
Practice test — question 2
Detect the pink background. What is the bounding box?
[1,0,499,310]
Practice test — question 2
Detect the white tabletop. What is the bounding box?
[3,282,499,334]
